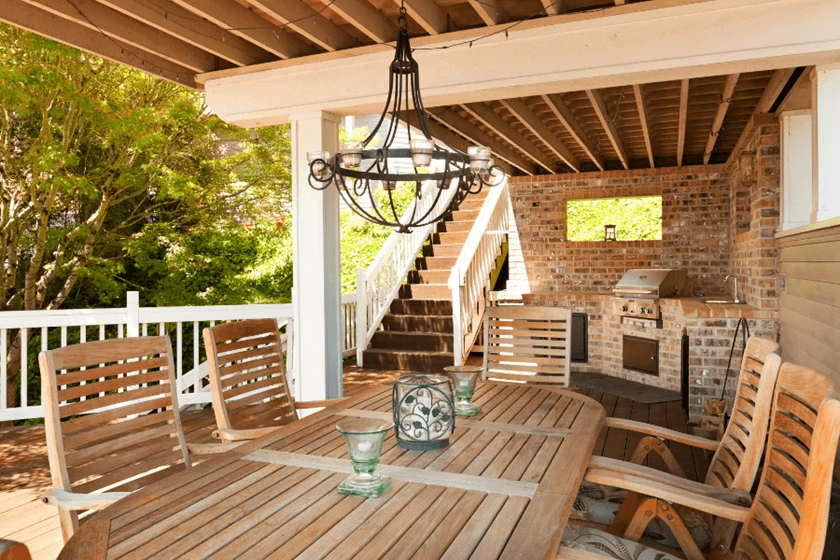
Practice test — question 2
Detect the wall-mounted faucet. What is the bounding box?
[724,274,741,304]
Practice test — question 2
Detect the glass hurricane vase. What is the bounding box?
[335,418,394,498]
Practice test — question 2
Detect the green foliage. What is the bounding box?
[565,196,662,241]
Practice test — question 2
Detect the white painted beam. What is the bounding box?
[202,0,840,127]
[291,111,343,400]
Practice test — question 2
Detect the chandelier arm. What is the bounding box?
[338,175,394,228]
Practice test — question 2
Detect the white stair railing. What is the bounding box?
[449,175,510,365]
[356,171,458,366]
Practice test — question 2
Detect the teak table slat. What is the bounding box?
[58,382,605,560]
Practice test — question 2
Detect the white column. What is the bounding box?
[811,65,840,223]
[291,110,343,400]
[780,110,813,231]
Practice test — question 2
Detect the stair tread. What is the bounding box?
[365,348,454,356]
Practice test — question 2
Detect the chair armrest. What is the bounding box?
[212,427,281,441]
[584,467,751,522]
[556,546,608,559]
[41,489,129,511]
[588,456,752,506]
[603,418,720,451]
[0,539,31,560]
[293,397,348,409]
[187,442,245,455]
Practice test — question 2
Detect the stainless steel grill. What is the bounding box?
[612,268,691,321]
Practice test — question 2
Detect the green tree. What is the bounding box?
[565,196,662,241]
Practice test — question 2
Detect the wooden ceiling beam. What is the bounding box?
[330,0,397,44]
[247,0,357,52]
[402,0,452,35]
[427,109,537,175]
[633,84,655,168]
[754,68,796,114]
[20,0,214,72]
[586,88,629,170]
[539,0,566,16]
[703,73,740,164]
[0,0,196,87]
[96,0,273,67]
[677,78,689,166]
[467,0,508,26]
[170,0,310,59]
[542,93,604,171]
[499,98,580,172]
[462,103,556,173]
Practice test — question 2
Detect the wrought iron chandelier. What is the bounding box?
[307,4,503,233]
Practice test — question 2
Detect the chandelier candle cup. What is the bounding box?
[410,138,435,167]
[340,142,363,168]
[468,146,492,172]
[393,374,455,450]
[307,151,331,178]
[444,366,483,417]
[335,418,394,498]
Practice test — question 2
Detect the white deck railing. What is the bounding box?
[450,175,510,365]
[0,292,358,422]
[355,171,458,366]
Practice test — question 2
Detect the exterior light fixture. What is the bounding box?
[307,4,503,233]
[604,224,617,241]
[739,150,757,187]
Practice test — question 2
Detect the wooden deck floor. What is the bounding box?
[0,367,708,559]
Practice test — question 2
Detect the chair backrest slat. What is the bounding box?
[203,319,297,435]
[704,337,781,492]
[39,336,190,540]
[734,363,840,560]
[483,305,572,387]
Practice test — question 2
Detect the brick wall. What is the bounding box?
[727,123,781,310]
[507,166,731,296]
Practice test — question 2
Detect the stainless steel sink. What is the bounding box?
[702,298,743,304]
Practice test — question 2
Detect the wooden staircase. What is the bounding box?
[363,189,502,372]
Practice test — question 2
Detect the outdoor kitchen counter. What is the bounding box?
[668,297,776,319]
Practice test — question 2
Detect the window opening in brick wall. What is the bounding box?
[565,195,663,242]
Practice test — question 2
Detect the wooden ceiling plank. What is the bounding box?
[539,0,566,16]
[586,88,629,170]
[1,0,196,87]
[754,68,796,114]
[542,93,605,171]
[467,0,508,26]
[677,78,689,166]
[703,73,740,164]
[462,103,556,173]
[20,0,214,72]
[428,109,537,175]
[330,0,397,44]
[170,0,310,59]
[500,98,580,172]
[403,0,451,35]
[247,0,357,52]
[633,84,655,168]
[96,0,273,67]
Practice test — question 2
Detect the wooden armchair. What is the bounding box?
[39,336,233,542]
[608,336,780,479]
[561,361,840,560]
[574,339,782,559]
[203,318,345,443]
[483,305,572,387]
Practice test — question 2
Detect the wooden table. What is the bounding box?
[60,381,605,560]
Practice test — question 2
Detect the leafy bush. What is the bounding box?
[565,196,662,241]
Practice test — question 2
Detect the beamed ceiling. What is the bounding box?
[0,1,805,174]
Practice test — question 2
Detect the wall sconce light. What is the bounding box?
[604,224,617,242]
[739,151,757,187]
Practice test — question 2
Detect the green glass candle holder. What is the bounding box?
[444,366,483,416]
[335,418,394,498]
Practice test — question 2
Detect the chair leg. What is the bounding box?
[629,435,687,479]
[608,491,646,537]
[617,497,705,560]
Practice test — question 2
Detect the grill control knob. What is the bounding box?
[631,309,636,314]
[620,305,628,312]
